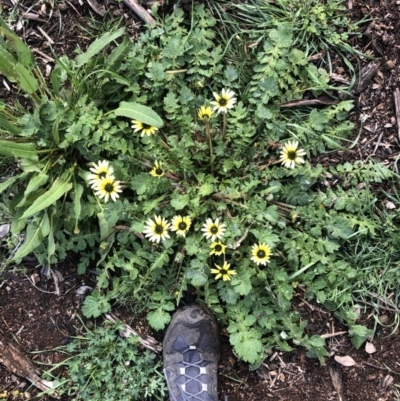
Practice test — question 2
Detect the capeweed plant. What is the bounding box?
[0,4,393,367]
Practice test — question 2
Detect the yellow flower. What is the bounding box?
[251,243,272,266]
[210,261,237,281]
[94,177,122,202]
[171,215,192,237]
[210,88,236,113]
[197,106,213,121]
[210,241,226,256]
[131,120,159,137]
[88,160,114,188]
[150,161,164,178]
[143,215,171,243]
[279,140,306,169]
[201,218,226,241]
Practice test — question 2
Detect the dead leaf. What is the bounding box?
[334,355,357,366]
[385,201,396,210]
[0,223,10,238]
[365,342,376,354]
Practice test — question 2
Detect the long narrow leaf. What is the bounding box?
[14,63,39,94]
[114,102,163,128]
[0,17,33,67]
[11,220,44,261]
[105,36,132,72]
[75,27,126,67]
[0,113,21,135]
[0,140,38,159]
[20,177,72,219]
[0,45,17,80]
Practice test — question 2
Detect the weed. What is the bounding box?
[0,3,398,368]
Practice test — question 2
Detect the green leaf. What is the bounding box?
[142,194,167,215]
[0,140,38,159]
[0,46,17,80]
[24,173,48,197]
[170,193,190,210]
[114,101,163,128]
[11,219,44,260]
[82,290,111,318]
[20,177,72,219]
[14,63,39,94]
[75,27,126,67]
[230,329,263,364]
[105,36,132,72]
[0,17,33,66]
[147,308,171,331]
[0,113,21,135]
[0,174,25,193]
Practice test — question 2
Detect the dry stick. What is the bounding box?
[0,334,59,397]
[320,331,347,339]
[119,0,156,25]
[37,26,55,45]
[104,312,162,353]
[394,88,400,142]
[373,131,384,154]
[32,48,55,63]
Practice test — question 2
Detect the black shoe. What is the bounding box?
[163,305,220,401]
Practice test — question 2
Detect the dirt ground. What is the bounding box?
[1,0,400,400]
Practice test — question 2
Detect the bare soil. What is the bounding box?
[1,0,400,400]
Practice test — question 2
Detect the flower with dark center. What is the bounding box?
[131,120,159,137]
[210,262,237,281]
[88,160,114,188]
[251,243,272,266]
[94,177,122,202]
[201,218,226,241]
[210,241,226,256]
[210,88,236,113]
[279,140,306,169]
[150,161,164,178]
[171,215,192,237]
[143,215,171,243]
[197,106,213,121]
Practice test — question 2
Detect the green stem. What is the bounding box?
[205,121,213,172]
[221,113,227,138]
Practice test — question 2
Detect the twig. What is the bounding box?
[37,26,55,45]
[362,361,388,371]
[394,88,400,142]
[31,48,55,62]
[0,334,59,397]
[104,312,162,353]
[118,0,156,25]
[373,131,384,154]
[321,331,347,339]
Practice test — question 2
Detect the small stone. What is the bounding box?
[384,60,395,69]
[379,314,390,324]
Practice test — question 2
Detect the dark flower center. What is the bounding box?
[142,123,151,130]
[155,168,163,175]
[99,171,107,179]
[287,150,297,160]
[155,224,164,234]
[220,269,228,275]
[218,98,227,106]
[215,244,222,252]
[257,250,266,258]
[104,183,114,193]
[178,222,187,230]
[210,225,219,234]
